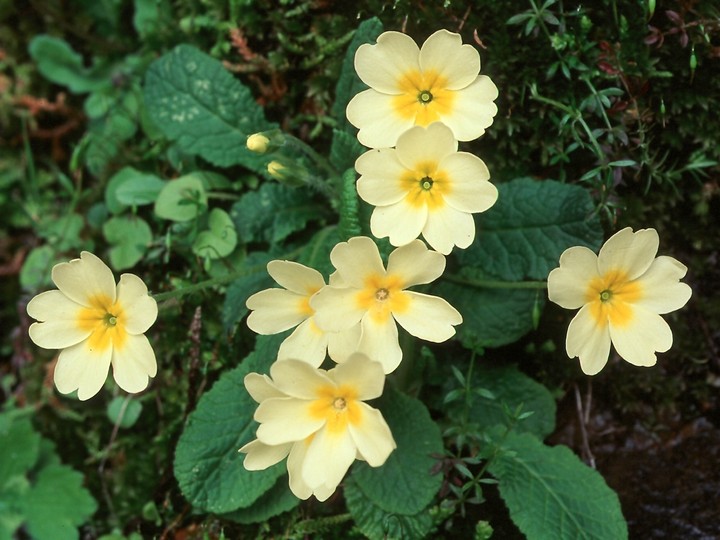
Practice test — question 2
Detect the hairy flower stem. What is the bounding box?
[286,134,338,179]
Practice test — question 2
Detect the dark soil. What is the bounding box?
[550,393,720,540]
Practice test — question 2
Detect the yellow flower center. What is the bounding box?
[585,269,642,328]
[308,385,363,434]
[354,273,410,323]
[392,69,456,126]
[400,160,450,210]
[76,293,128,352]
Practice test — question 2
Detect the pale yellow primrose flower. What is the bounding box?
[547,227,692,375]
[239,353,396,501]
[246,260,360,366]
[239,372,332,500]
[346,29,498,148]
[311,237,462,373]
[356,122,498,255]
[26,251,158,400]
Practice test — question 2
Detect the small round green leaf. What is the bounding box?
[20,246,56,291]
[154,174,207,222]
[192,208,237,259]
[105,167,165,215]
[106,397,143,429]
[103,215,152,270]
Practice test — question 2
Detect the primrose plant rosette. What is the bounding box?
[356,122,498,254]
[346,29,498,148]
[547,227,692,375]
[310,236,462,373]
[26,251,158,400]
[239,353,396,501]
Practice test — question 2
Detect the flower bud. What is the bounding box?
[247,133,270,153]
[265,159,308,187]
[267,160,286,178]
[246,130,286,154]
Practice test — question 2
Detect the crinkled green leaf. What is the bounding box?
[174,335,284,513]
[351,389,443,516]
[332,17,383,133]
[460,177,603,281]
[0,415,40,486]
[345,479,433,540]
[192,208,237,260]
[144,45,275,172]
[221,475,299,524]
[330,129,364,173]
[103,215,152,270]
[84,99,139,177]
[487,430,628,540]
[34,438,62,473]
[296,226,340,278]
[438,177,600,350]
[338,167,361,240]
[230,183,323,244]
[21,464,97,540]
[0,476,29,540]
[435,283,543,350]
[0,411,96,540]
[154,174,207,222]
